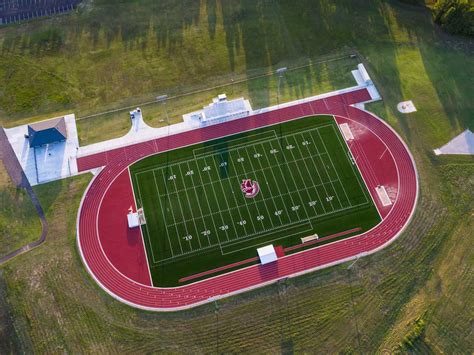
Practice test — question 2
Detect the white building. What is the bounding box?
[257,245,278,265]
[183,94,253,126]
[4,114,79,186]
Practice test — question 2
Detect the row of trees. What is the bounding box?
[398,0,473,36]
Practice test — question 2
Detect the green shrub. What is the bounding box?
[400,317,427,349]
[434,0,474,36]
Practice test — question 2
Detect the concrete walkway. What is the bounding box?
[434,129,474,155]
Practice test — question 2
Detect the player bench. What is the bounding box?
[301,234,319,243]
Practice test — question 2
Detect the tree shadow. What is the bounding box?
[382,1,473,140]
[217,0,405,126]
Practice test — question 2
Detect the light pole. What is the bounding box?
[276,67,287,105]
[156,94,169,126]
[214,300,220,353]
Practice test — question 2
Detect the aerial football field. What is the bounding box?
[129,115,381,286]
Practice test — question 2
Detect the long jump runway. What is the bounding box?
[77,87,418,311]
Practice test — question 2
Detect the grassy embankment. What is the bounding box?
[0,0,472,353]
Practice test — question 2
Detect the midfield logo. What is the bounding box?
[240,179,260,198]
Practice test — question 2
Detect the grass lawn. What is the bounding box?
[76,55,359,145]
[0,0,472,353]
[0,159,41,258]
[130,115,379,286]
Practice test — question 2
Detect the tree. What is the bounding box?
[434,0,474,36]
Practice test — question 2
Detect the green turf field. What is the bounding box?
[129,115,381,286]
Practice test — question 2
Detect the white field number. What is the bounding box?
[291,205,300,212]
[274,210,283,216]
[201,230,211,236]
[302,140,311,146]
[186,170,194,176]
[219,161,227,167]
[270,148,279,154]
[202,166,211,172]
[326,196,334,202]
[309,201,317,207]
[168,174,176,181]
[257,215,265,221]
[253,153,262,158]
[286,144,295,150]
[237,157,245,163]
[184,235,192,241]
[219,225,229,231]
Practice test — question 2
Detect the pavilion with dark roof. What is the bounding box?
[27,117,67,148]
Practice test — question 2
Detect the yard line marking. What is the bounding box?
[333,122,371,206]
[309,129,341,209]
[177,164,202,249]
[185,161,213,247]
[218,153,251,237]
[193,130,277,157]
[260,141,304,222]
[326,126,353,207]
[160,170,185,254]
[293,133,329,216]
[165,165,194,251]
[282,135,318,216]
[151,170,176,258]
[165,178,340,226]
[209,154,246,239]
[135,172,161,262]
[136,120,376,263]
[251,143,283,224]
[297,131,329,214]
[268,137,312,220]
[195,156,231,245]
[230,149,260,237]
[153,151,329,197]
[155,201,369,264]
[306,131,336,212]
[203,155,237,241]
[189,159,222,248]
[315,129,346,209]
[221,222,314,255]
[243,148,276,229]
[132,124,335,175]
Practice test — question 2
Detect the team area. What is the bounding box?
[130,115,381,286]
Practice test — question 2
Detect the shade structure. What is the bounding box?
[257,245,278,265]
[28,117,67,148]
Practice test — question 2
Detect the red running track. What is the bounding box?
[77,87,418,311]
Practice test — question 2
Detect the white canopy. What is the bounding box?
[127,212,140,228]
[257,245,278,265]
